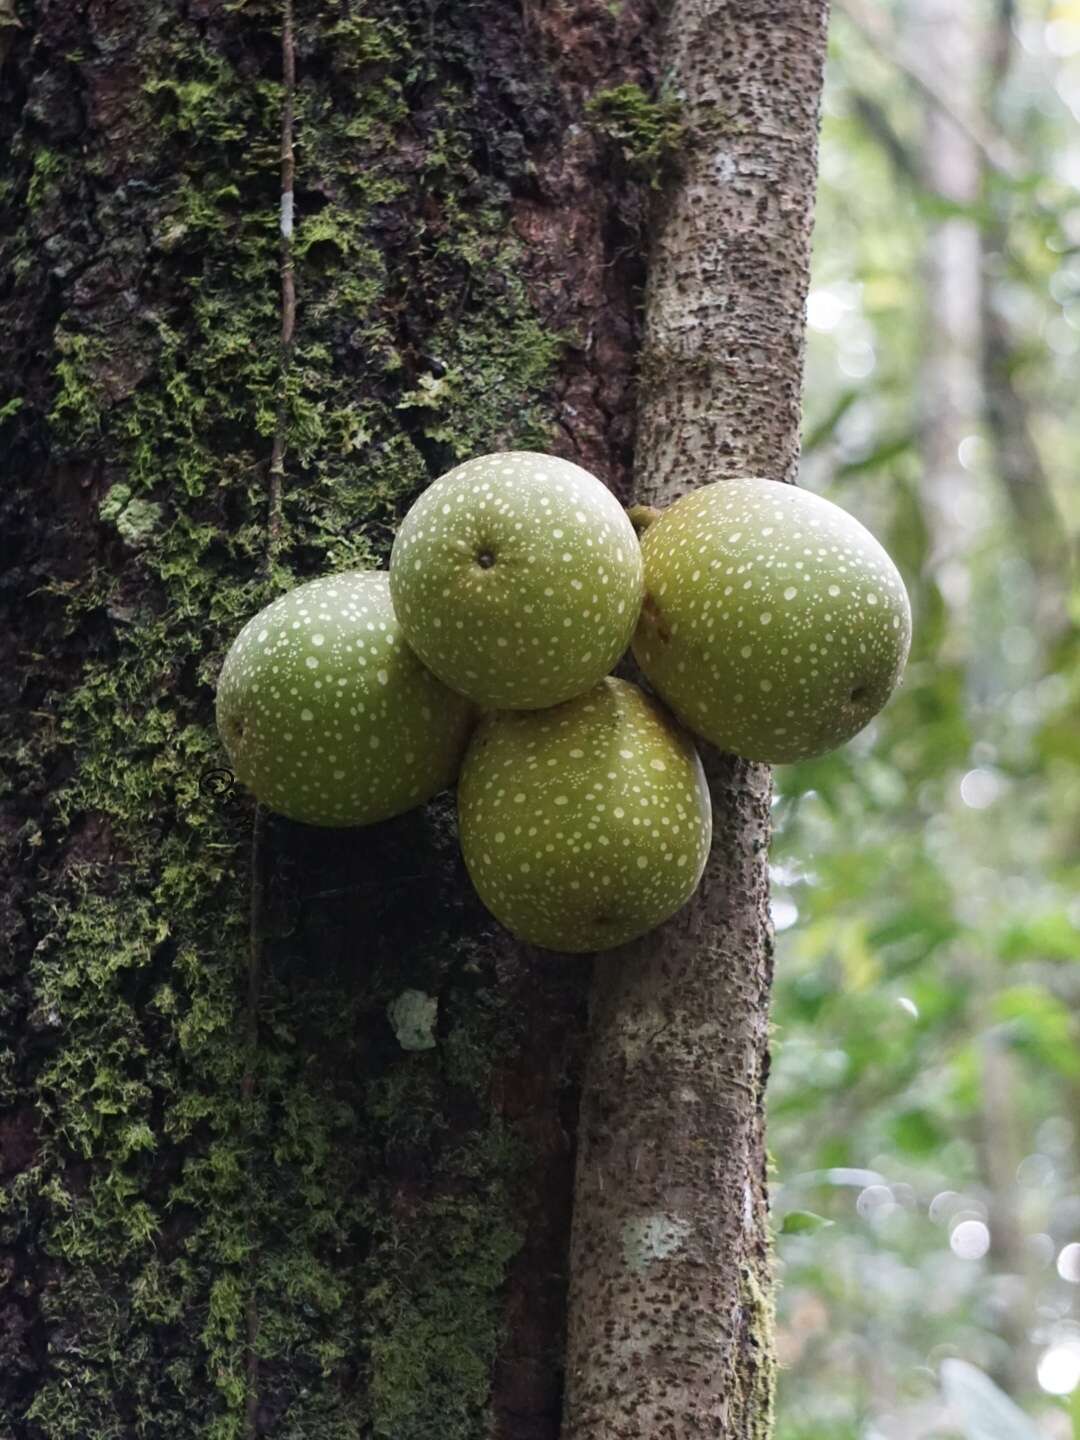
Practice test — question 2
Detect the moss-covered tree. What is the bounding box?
[0,1,826,1437]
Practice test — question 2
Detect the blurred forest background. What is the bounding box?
[771,1,1080,1436]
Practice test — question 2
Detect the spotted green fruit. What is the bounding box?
[458,677,711,953]
[632,478,912,764]
[389,451,643,710]
[216,571,473,827]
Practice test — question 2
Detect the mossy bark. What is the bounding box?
[564,4,829,1437]
[0,2,660,1436]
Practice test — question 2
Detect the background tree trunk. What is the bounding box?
[907,0,1033,1395]
[563,5,830,1437]
[0,2,655,1435]
[979,0,1070,640]
[907,0,982,587]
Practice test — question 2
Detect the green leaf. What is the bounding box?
[993,987,1080,1078]
[890,1107,944,1157]
[780,1210,835,1235]
[940,1359,1041,1440]
[999,911,1080,964]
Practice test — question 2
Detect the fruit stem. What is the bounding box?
[627,504,663,537]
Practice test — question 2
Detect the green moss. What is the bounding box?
[585,82,685,186]
[26,147,70,208]
[736,1259,778,1440]
[366,1192,523,1439]
[50,330,106,438]
[325,15,402,71]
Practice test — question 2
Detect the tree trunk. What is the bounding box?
[980,0,1069,640]
[563,5,830,1438]
[907,0,983,585]
[0,2,649,1435]
[908,0,1032,1395]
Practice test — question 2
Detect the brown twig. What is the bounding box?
[626,503,662,536]
[848,92,921,183]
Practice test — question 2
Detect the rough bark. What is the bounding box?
[563,5,830,1438]
[0,2,655,1435]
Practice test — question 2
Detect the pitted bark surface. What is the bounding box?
[566,757,776,1438]
[635,4,829,501]
[564,4,829,1437]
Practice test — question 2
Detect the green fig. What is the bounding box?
[457,677,711,952]
[216,571,473,826]
[632,477,912,763]
[389,451,643,710]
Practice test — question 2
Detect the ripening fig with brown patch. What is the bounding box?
[632,478,912,763]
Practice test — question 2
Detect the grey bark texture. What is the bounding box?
[563,5,830,1439]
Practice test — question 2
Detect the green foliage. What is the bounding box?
[780,1211,834,1236]
[771,4,1080,1436]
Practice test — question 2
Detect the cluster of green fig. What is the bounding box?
[216,451,911,952]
